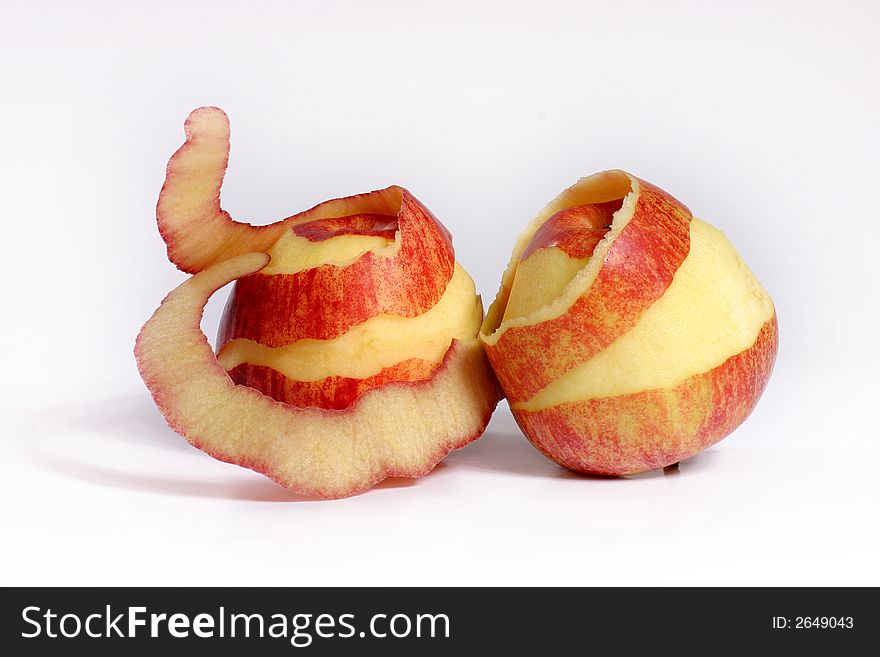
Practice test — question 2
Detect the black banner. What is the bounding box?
[0,587,873,654]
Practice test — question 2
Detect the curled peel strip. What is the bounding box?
[216,187,455,346]
[157,108,290,273]
[158,108,455,339]
[134,254,499,499]
[480,170,692,404]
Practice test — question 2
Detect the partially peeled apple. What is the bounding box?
[135,107,500,498]
[480,170,778,475]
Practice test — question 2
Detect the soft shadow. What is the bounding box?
[445,408,598,480]
[678,449,721,473]
[22,395,720,500]
[21,394,332,502]
[23,393,439,502]
[370,475,422,491]
[446,429,575,479]
[449,425,716,482]
[38,447,427,502]
[23,394,192,453]
[36,450,319,502]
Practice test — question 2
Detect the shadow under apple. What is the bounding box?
[448,408,719,482]
[20,394,424,503]
[21,395,715,503]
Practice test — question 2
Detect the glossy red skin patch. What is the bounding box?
[521,202,616,261]
[485,179,692,404]
[228,357,441,411]
[217,189,454,348]
[292,213,399,242]
[513,316,778,475]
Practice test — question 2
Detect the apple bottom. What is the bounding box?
[226,357,441,410]
[511,316,778,475]
[481,175,692,405]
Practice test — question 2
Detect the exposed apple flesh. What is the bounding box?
[502,202,617,323]
[216,186,455,347]
[157,107,455,323]
[482,171,692,404]
[227,358,439,411]
[207,173,476,411]
[514,318,778,475]
[135,253,500,498]
[517,219,774,409]
[142,106,501,495]
[217,262,483,409]
[259,219,394,277]
[480,170,777,475]
[218,264,481,380]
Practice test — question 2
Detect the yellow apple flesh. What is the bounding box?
[481,170,777,475]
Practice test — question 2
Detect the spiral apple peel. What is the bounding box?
[480,170,778,475]
[136,108,500,498]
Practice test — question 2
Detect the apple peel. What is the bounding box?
[513,316,779,475]
[215,188,455,346]
[481,170,692,404]
[157,108,290,273]
[134,253,500,499]
[479,170,777,476]
[227,357,441,411]
[158,109,455,342]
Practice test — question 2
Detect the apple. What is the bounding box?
[215,185,456,347]
[135,254,498,498]
[136,107,500,497]
[481,170,778,475]
[216,255,483,409]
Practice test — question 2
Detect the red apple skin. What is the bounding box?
[172,341,498,499]
[134,252,502,499]
[521,202,616,261]
[157,107,292,273]
[228,357,441,410]
[293,213,399,242]
[484,179,692,404]
[217,188,454,348]
[512,316,779,475]
[156,107,453,302]
[227,341,500,498]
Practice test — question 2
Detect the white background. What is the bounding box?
[2,0,878,586]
